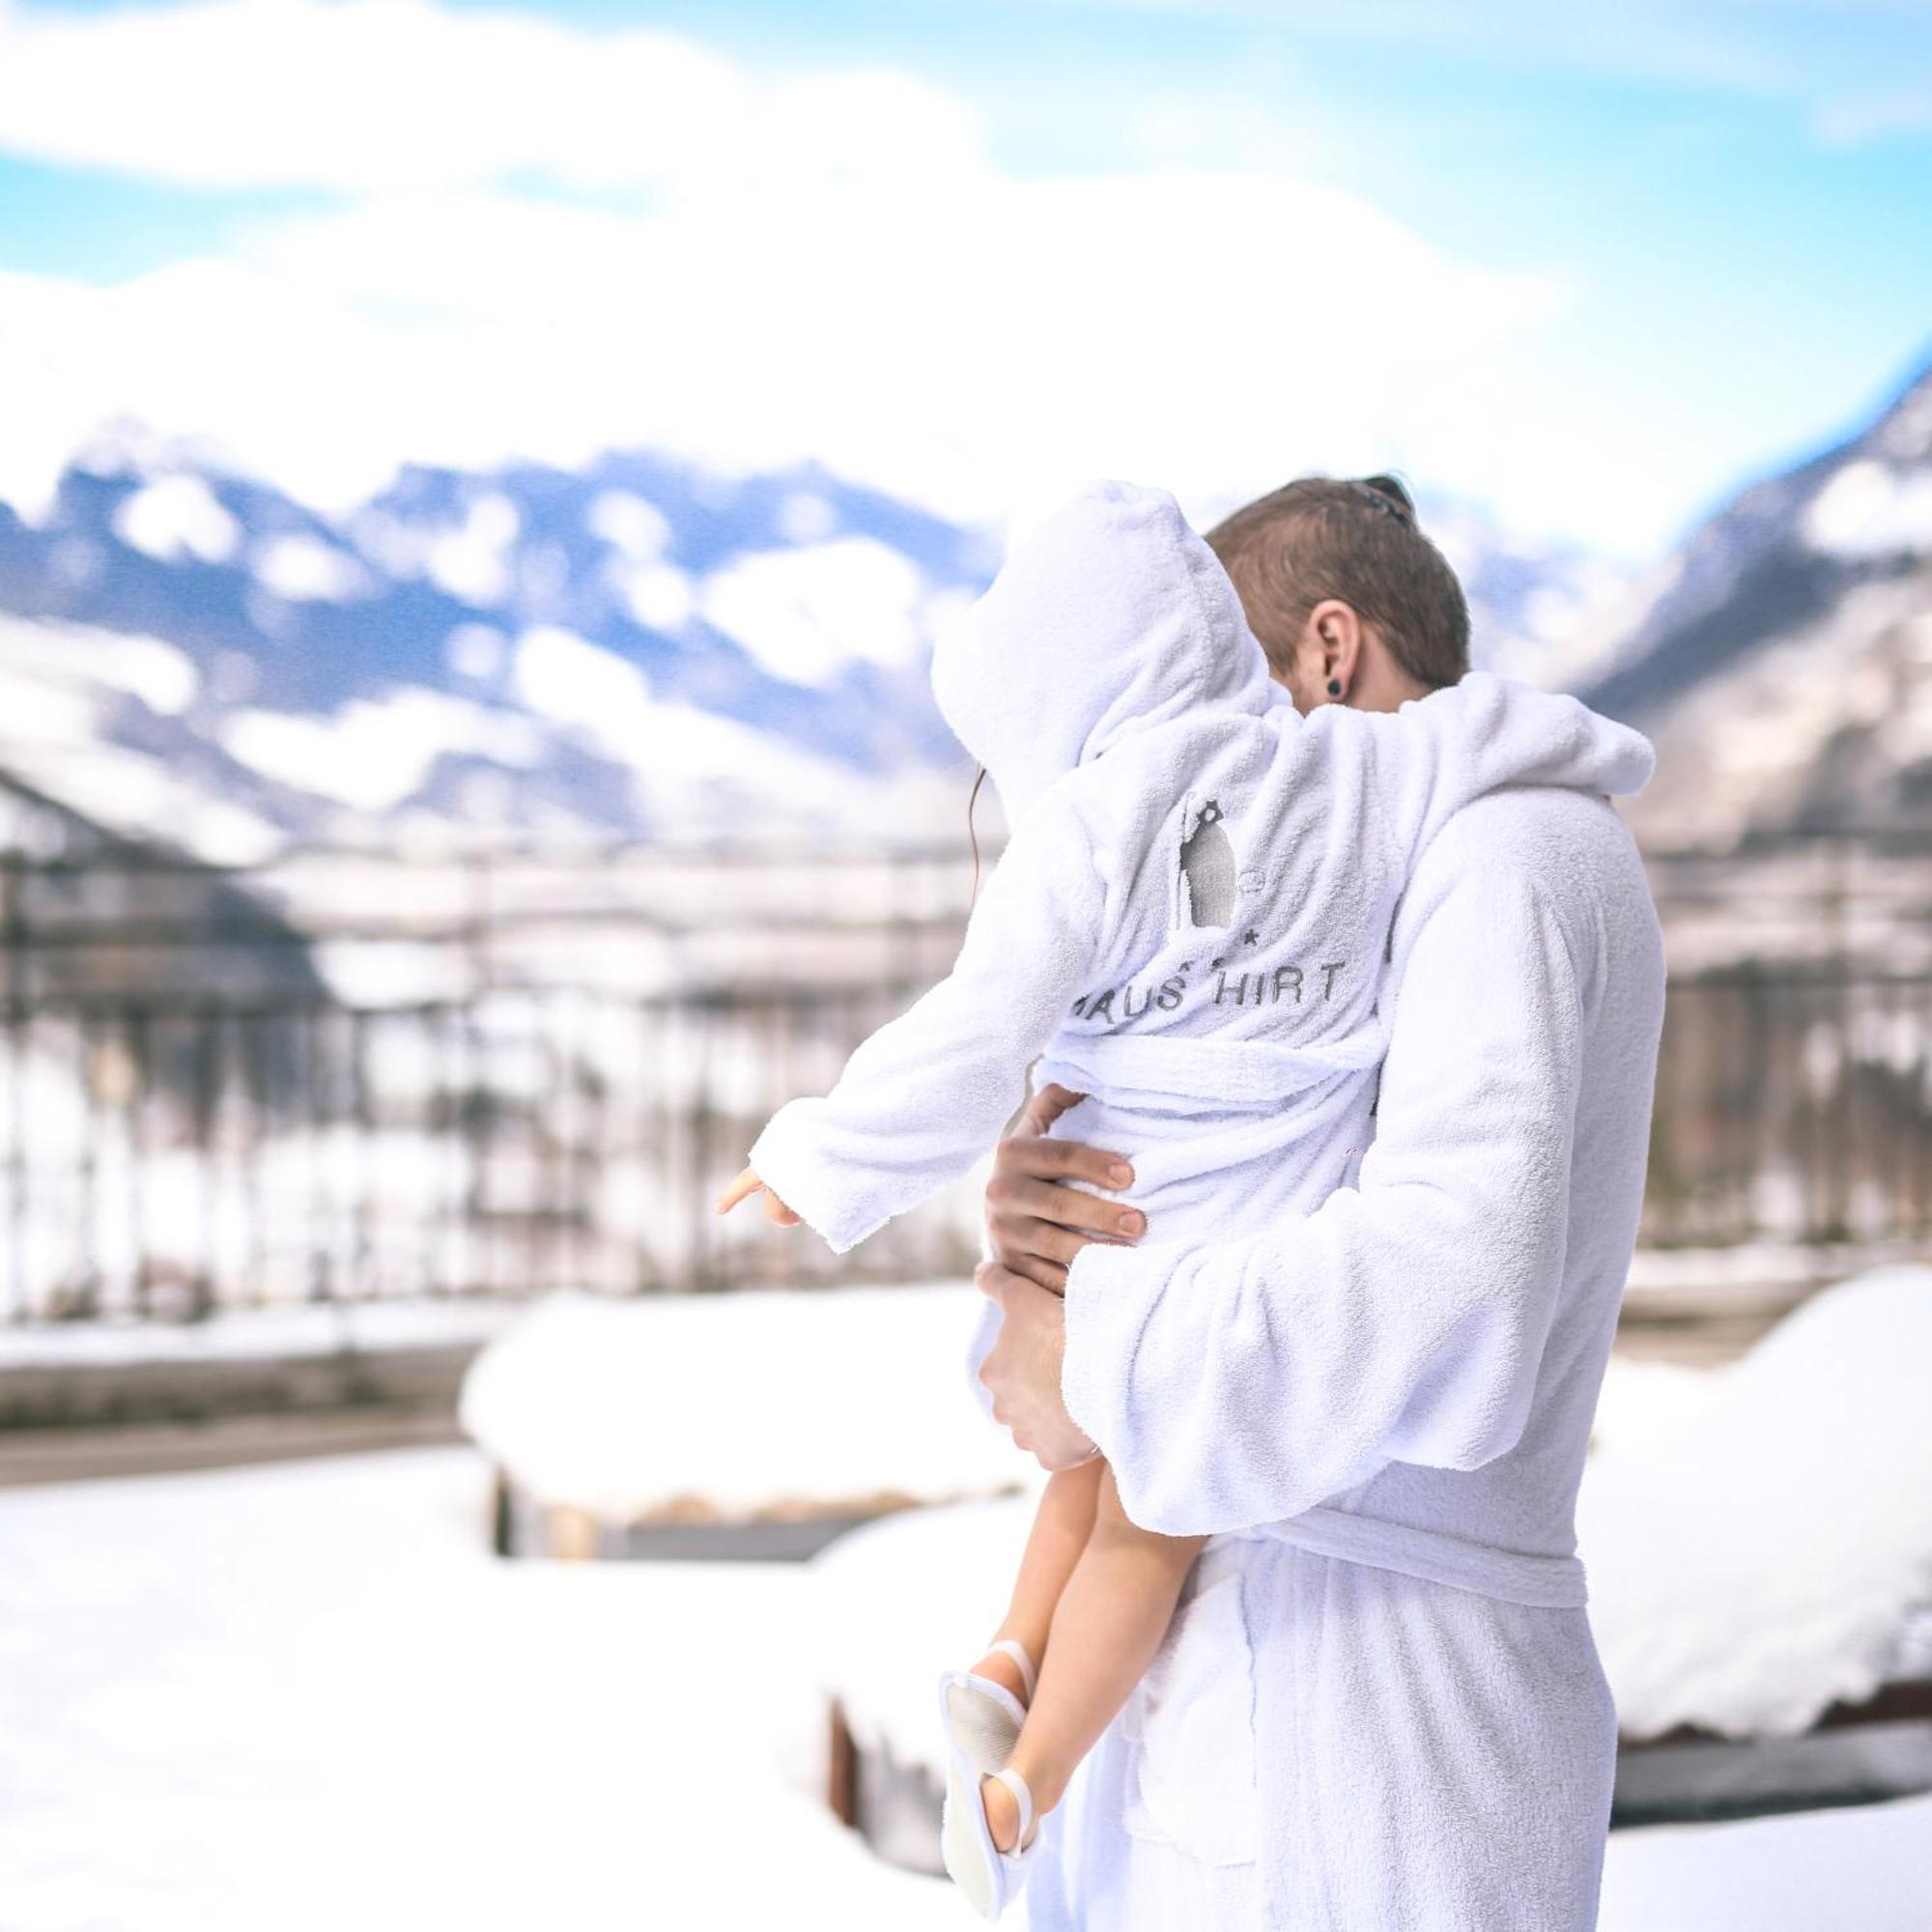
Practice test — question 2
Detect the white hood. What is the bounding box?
[931,481,1274,818]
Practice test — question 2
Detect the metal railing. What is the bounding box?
[0,981,985,1323]
[1,843,1929,1323]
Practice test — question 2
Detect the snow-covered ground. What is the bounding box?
[1599,1799,1932,1931]
[0,1446,946,1932]
[2,1444,1928,1931]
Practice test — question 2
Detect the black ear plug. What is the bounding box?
[1326,678,1343,696]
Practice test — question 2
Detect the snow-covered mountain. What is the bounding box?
[0,435,998,858]
[1577,356,1932,849]
[1415,495,1632,690]
[0,433,1621,860]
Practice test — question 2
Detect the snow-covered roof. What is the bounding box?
[456,1283,1035,1521]
[1582,1265,1932,1740]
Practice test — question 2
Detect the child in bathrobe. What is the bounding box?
[716,479,1652,1919]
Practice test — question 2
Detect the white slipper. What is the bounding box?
[940,1638,1036,1775]
[986,1636,1038,1703]
[940,1750,1038,1921]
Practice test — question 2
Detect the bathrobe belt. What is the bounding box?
[1035,1024,1387,1114]
[1230,1508,1591,1609]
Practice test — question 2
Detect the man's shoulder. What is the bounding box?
[1398,787,1658,957]
[1420,785,1642,880]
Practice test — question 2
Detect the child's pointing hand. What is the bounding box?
[714,1165,803,1228]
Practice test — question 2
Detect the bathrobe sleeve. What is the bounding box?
[1372,671,1656,877]
[1059,842,1590,1535]
[746,781,1106,1256]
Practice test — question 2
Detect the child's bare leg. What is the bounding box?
[968,1459,1104,1701]
[983,1462,1205,1849]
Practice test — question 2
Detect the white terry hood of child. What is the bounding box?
[745,479,1653,1264]
[929,479,1283,822]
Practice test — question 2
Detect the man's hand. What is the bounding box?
[985,1083,1145,1292]
[975,1262,1100,1471]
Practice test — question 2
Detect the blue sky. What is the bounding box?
[0,0,1927,558]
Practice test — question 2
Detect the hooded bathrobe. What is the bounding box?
[746,482,1662,1930]
[1020,773,1666,1932]
[748,482,1651,1265]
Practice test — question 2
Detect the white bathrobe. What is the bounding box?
[1020,781,1667,1931]
[748,482,1652,1270]
[747,481,1663,1930]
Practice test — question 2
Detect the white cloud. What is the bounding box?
[0,0,980,195]
[1027,1,1926,125]
[0,0,1592,542]
[1811,87,1932,145]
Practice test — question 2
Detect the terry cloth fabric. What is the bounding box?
[1022,1534,1619,1932]
[1018,778,1662,1932]
[1054,777,1667,1618]
[746,481,1654,1294]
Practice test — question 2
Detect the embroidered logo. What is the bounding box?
[1179,797,1236,929]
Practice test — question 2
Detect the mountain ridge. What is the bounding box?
[0,434,1628,859]
[1576,351,1932,847]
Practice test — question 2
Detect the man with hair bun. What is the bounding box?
[974,474,1663,1930]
